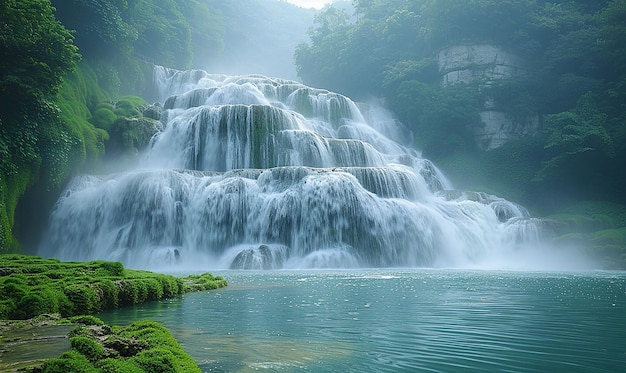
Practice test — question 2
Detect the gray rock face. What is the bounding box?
[437,44,526,86]
[476,111,539,150]
[437,44,538,150]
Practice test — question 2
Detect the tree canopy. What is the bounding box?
[0,0,80,99]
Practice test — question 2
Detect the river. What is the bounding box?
[98,269,626,372]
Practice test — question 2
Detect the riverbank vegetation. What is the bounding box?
[0,255,227,320]
[1,314,203,372]
[0,256,226,371]
[43,317,202,373]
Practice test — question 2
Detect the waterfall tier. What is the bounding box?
[39,67,540,270]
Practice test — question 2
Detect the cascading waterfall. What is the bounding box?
[38,66,542,270]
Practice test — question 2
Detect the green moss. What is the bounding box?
[0,255,226,320]
[184,273,228,292]
[117,321,201,373]
[41,350,98,373]
[68,315,105,326]
[97,358,145,373]
[92,107,118,131]
[70,335,104,363]
[40,319,202,372]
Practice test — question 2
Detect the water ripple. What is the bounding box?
[99,269,626,372]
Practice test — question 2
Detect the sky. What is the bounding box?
[283,0,337,9]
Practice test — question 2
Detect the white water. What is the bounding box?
[39,67,553,270]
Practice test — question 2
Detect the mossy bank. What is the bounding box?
[0,255,226,320]
[0,255,227,372]
[1,314,202,372]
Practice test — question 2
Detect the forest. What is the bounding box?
[1,0,625,267]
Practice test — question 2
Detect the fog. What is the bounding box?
[283,0,338,9]
[199,1,317,81]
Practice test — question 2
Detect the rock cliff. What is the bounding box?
[437,44,539,150]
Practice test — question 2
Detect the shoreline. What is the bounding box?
[0,255,227,372]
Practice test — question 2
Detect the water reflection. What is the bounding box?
[99,270,626,372]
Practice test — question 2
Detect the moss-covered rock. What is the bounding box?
[37,318,202,373]
[106,117,163,159]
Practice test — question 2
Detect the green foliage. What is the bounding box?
[420,0,539,50]
[50,0,137,60]
[0,99,71,252]
[0,255,226,320]
[0,0,80,98]
[393,81,481,156]
[295,7,355,94]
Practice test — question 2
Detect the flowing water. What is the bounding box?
[38,67,581,271]
[98,269,626,373]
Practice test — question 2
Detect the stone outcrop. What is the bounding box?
[437,44,539,150]
[437,44,526,86]
[477,111,539,150]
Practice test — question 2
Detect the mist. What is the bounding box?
[197,0,316,80]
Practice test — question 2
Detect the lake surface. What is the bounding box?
[98,269,626,372]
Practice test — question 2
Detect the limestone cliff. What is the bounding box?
[437,44,539,150]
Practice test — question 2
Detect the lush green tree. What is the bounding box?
[127,0,193,69]
[0,0,80,98]
[392,81,481,156]
[534,93,617,202]
[598,0,626,78]
[50,0,137,59]
[295,7,354,92]
[0,0,81,252]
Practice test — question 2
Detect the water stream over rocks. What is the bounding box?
[39,67,559,271]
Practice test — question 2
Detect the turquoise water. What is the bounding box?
[99,270,626,372]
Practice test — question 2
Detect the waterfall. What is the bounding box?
[38,66,542,270]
